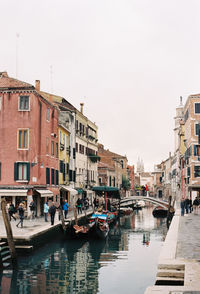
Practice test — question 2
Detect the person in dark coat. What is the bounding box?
[16,203,25,228]
[76,198,82,214]
[193,197,199,215]
[8,203,16,221]
[180,198,185,216]
[49,202,57,225]
[184,198,190,214]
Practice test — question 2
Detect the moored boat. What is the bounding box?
[152,206,168,218]
[89,214,109,239]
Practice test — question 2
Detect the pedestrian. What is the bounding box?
[76,198,82,214]
[8,203,16,221]
[193,197,199,215]
[16,203,25,228]
[185,198,190,214]
[180,198,185,216]
[29,200,36,220]
[48,202,57,225]
[63,200,69,219]
[44,201,49,222]
[189,196,193,213]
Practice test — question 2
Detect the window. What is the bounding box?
[51,141,54,156]
[46,137,49,154]
[18,129,28,149]
[195,103,200,114]
[46,167,50,184]
[195,123,200,136]
[75,120,78,131]
[76,143,78,152]
[194,145,200,156]
[60,160,64,173]
[56,170,59,185]
[56,143,58,158]
[63,134,65,147]
[46,108,50,121]
[14,162,30,181]
[194,166,200,177]
[51,168,55,185]
[19,96,29,110]
[73,148,76,159]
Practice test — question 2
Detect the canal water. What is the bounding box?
[1,206,168,294]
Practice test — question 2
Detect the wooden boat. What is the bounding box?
[89,214,109,239]
[152,206,168,218]
[65,222,94,239]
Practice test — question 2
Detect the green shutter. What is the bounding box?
[46,168,50,184]
[56,170,59,185]
[14,162,18,181]
[27,162,30,181]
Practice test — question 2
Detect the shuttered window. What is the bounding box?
[14,162,30,181]
[73,170,76,183]
[194,166,200,177]
[51,168,55,185]
[19,96,29,110]
[195,103,200,114]
[46,167,50,184]
[60,160,64,173]
[56,170,59,185]
[73,148,76,159]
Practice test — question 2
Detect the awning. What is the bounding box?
[92,186,120,198]
[76,188,83,194]
[92,186,119,192]
[35,189,54,198]
[0,189,28,197]
[60,186,78,195]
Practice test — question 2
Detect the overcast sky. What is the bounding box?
[1,0,200,171]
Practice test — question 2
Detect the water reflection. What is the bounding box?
[0,207,167,294]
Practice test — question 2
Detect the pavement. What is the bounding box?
[145,207,200,294]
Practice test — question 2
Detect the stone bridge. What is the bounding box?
[119,196,169,209]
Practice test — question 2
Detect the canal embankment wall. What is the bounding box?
[145,208,200,293]
[0,210,93,252]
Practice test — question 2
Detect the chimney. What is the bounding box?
[80,103,84,114]
[35,80,40,91]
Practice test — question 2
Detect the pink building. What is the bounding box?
[0,72,59,216]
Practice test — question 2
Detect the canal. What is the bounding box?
[1,206,168,294]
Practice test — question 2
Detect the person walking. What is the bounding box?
[16,203,25,228]
[76,198,82,214]
[193,197,199,215]
[29,200,36,220]
[44,201,49,222]
[63,200,69,219]
[180,198,185,216]
[49,202,57,225]
[8,203,16,221]
[185,198,190,214]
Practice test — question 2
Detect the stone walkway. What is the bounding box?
[145,208,200,293]
[177,211,200,261]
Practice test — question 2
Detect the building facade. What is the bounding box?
[0,72,59,216]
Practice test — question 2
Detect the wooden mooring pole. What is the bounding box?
[1,198,17,268]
